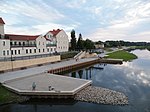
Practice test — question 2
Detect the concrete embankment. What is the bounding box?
[0,55,61,73]
[75,86,128,105]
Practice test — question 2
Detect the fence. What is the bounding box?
[0,53,60,62]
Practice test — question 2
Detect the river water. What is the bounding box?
[1,49,150,112]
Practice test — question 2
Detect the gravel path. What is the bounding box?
[75,86,128,105]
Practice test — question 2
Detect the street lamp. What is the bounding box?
[10,38,13,71]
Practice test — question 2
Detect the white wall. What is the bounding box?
[0,30,69,59]
[0,24,4,35]
[45,32,57,46]
[56,30,69,52]
[0,35,57,59]
[0,39,10,58]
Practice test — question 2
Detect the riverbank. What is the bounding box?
[105,50,137,61]
[127,46,150,51]
[75,86,128,105]
[0,84,29,105]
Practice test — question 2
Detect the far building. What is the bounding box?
[0,17,69,59]
[94,43,104,49]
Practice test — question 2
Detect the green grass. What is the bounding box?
[0,84,27,104]
[105,50,137,61]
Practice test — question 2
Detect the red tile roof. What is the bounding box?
[49,29,61,36]
[0,17,5,24]
[5,34,40,40]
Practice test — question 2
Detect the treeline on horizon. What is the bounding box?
[103,40,150,47]
[70,29,150,51]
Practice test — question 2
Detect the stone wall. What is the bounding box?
[0,55,60,72]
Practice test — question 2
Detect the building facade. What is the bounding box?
[0,17,69,59]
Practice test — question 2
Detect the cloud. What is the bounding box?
[0,0,65,23]
[0,0,150,42]
[85,0,150,41]
[118,62,150,86]
[66,0,87,8]
[5,22,79,36]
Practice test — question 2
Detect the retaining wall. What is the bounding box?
[0,55,60,72]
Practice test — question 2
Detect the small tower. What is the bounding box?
[0,17,5,36]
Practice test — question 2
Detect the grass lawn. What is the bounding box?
[0,84,27,104]
[105,50,137,61]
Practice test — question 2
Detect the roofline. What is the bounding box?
[0,17,5,24]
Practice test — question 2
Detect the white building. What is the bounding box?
[0,17,69,59]
[46,29,69,52]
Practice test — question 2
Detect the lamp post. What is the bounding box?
[10,38,13,71]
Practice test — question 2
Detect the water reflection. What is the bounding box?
[71,72,76,78]
[78,70,83,79]
[1,50,150,112]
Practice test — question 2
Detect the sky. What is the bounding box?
[0,0,150,42]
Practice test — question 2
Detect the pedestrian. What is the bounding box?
[32,82,36,90]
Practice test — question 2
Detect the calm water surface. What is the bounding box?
[1,49,150,112]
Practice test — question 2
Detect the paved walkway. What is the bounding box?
[3,73,91,96]
[0,57,98,83]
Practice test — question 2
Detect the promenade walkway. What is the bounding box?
[3,73,91,97]
[0,57,98,83]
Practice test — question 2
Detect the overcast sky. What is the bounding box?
[0,0,150,42]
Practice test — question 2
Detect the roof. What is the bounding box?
[49,29,61,36]
[5,34,40,41]
[0,17,5,24]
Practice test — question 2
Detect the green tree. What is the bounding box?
[76,33,84,51]
[70,29,76,50]
[84,39,95,51]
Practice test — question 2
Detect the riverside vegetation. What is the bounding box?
[105,50,137,61]
[0,84,29,105]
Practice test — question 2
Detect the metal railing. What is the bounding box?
[0,53,60,62]
[11,44,36,47]
[46,44,56,47]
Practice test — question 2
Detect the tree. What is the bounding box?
[76,33,84,51]
[70,29,76,50]
[84,39,95,51]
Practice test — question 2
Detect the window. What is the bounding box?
[51,48,53,52]
[26,49,28,54]
[3,51,5,56]
[34,49,36,53]
[30,49,32,53]
[11,50,13,55]
[14,42,17,45]
[10,42,12,45]
[7,50,9,55]
[54,48,56,51]
[19,42,21,45]
[15,50,17,55]
[43,42,44,45]
[39,42,40,45]
[47,48,49,52]
[43,49,45,52]
[39,49,40,53]
[18,50,20,54]
[23,42,25,46]
[3,41,5,46]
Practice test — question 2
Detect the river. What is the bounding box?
[1,49,150,112]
